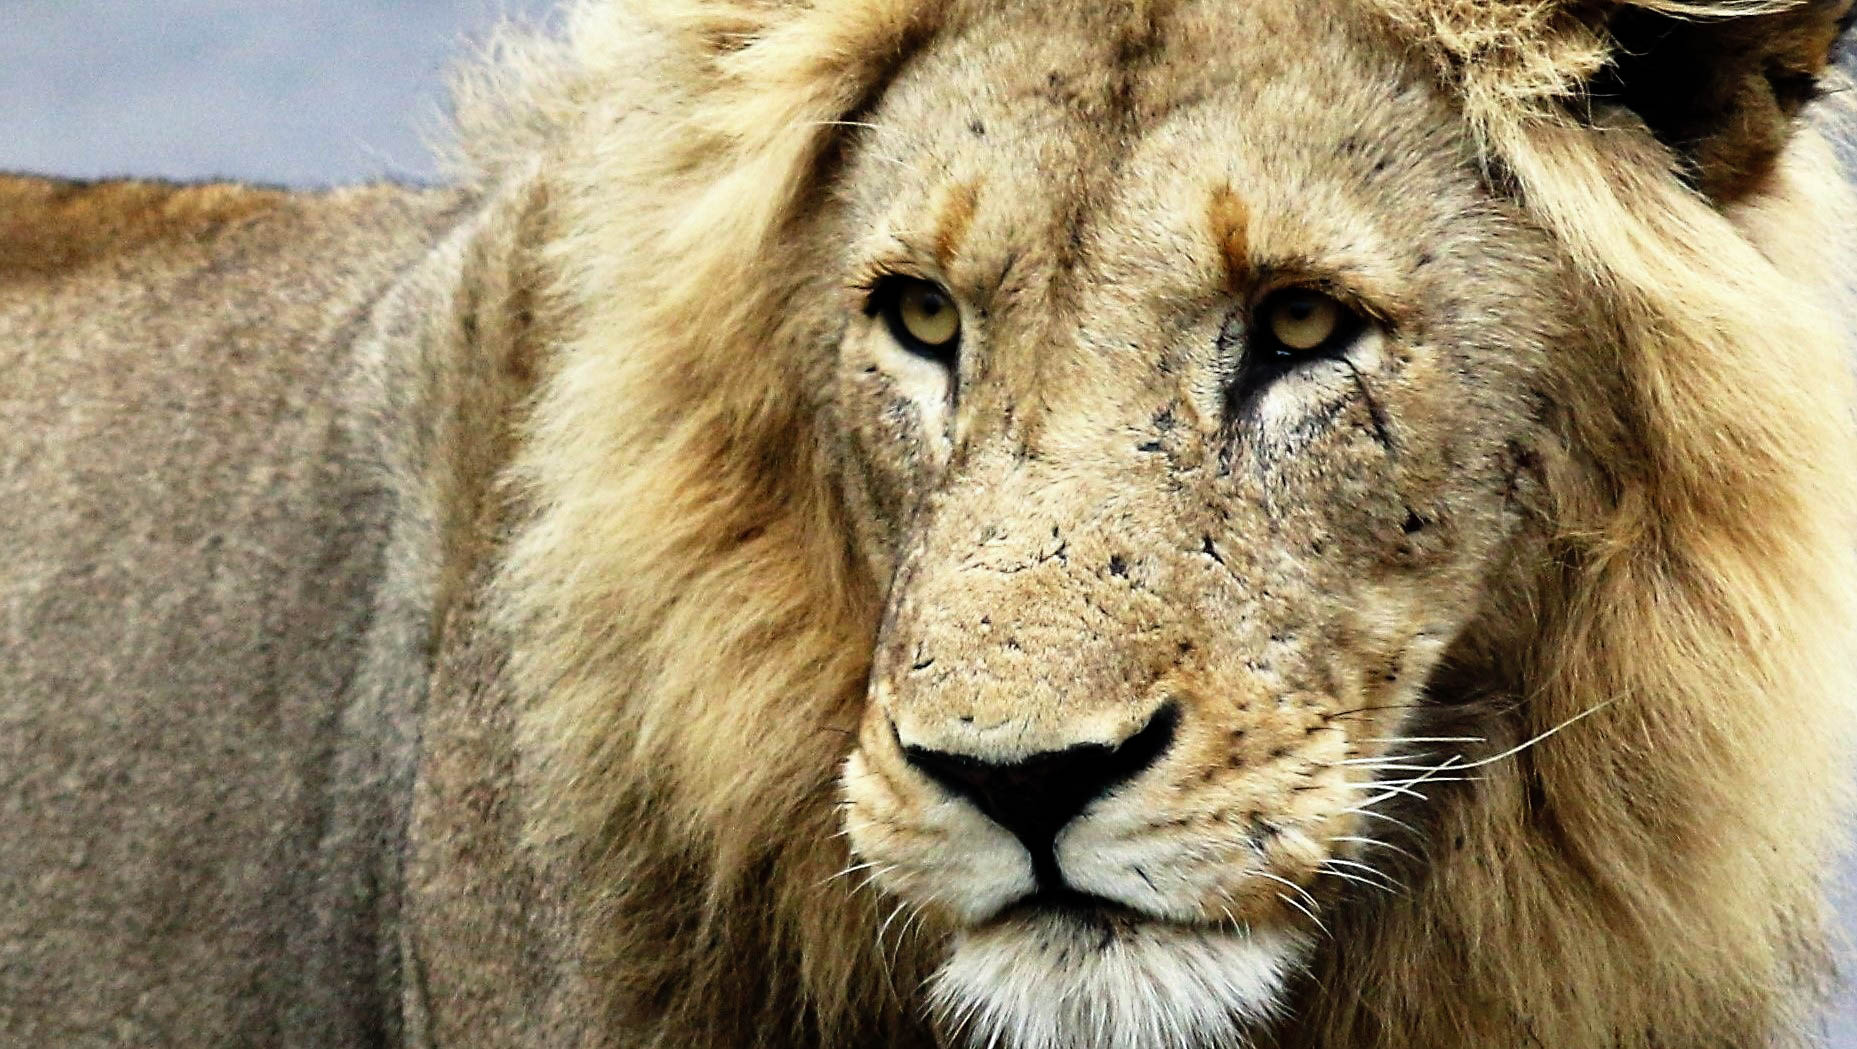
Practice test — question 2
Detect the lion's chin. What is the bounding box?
[927,903,1303,1049]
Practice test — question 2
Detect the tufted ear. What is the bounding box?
[1590,0,1856,200]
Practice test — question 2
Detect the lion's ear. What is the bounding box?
[1591,0,1855,201]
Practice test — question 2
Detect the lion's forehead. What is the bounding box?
[867,4,1455,195]
[840,0,1493,347]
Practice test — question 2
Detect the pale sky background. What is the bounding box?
[3,2,1856,1043]
[0,0,552,185]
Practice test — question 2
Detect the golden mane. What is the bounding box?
[477,1,1857,1044]
[489,4,948,1041]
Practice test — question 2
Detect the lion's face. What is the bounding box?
[823,1,1570,1044]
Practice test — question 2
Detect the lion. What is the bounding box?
[4,0,1857,1047]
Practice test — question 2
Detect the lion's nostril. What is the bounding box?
[901,703,1179,888]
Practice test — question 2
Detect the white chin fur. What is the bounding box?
[929,915,1302,1049]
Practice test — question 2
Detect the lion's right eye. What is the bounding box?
[1219,286,1375,415]
[869,277,962,367]
[1253,288,1362,359]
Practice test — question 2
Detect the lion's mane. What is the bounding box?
[463,2,1857,1045]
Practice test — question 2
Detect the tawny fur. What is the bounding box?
[3,2,1856,1048]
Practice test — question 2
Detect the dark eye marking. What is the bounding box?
[1222,286,1370,414]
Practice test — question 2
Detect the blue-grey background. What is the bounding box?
[0,0,552,186]
[3,2,1855,1043]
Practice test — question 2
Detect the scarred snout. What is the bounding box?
[854,455,1226,915]
[842,440,1436,941]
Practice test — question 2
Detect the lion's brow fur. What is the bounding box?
[459,0,1857,1046]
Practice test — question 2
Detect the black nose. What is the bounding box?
[901,703,1179,888]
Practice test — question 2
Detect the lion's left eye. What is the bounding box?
[869,277,962,367]
[1222,286,1372,411]
[1255,289,1360,357]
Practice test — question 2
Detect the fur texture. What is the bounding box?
[484,1,1857,1046]
[4,2,1857,1049]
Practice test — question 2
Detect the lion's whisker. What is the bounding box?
[1329,834,1419,863]
[1332,762,1448,773]
[1325,857,1406,892]
[871,899,910,1002]
[820,860,883,889]
[1253,869,1321,912]
[1355,781,1431,803]
[1453,700,1617,771]
[900,900,934,946]
[1365,775,1474,791]
[1320,862,1402,896]
[1340,806,1422,836]
[877,900,920,982]
[806,119,889,134]
[1275,892,1329,936]
[1332,752,1434,767]
[852,866,897,896]
[1322,702,1424,721]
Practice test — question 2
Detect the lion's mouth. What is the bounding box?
[992,888,1159,931]
[983,887,1234,951]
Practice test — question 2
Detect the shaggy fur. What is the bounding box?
[4,2,1857,1048]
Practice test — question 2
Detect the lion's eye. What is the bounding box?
[1223,286,1371,410]
[872,278,962,365]
[1257,289,1356,355]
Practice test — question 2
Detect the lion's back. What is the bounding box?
[0,174,468,1046]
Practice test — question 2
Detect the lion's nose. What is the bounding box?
[901,703,1178,887]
